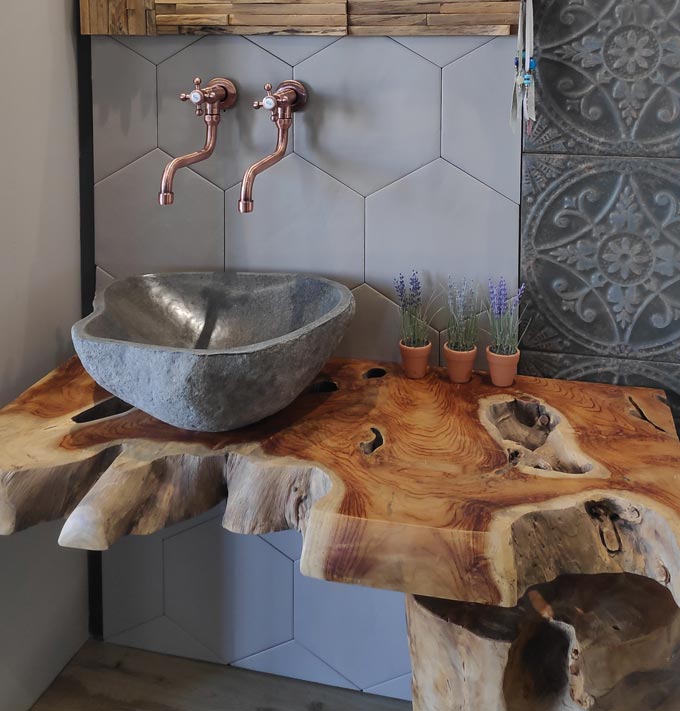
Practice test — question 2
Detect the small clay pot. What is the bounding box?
[399,340,432,379]
[443,344,477,384]
[486,346,520,387]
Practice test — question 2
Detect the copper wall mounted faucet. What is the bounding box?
[238,81,307,213]
[159,77,237,206]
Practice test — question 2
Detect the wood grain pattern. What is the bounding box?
[2,357,679,609]
[408,573,680,710]
[79,0,518,35]
[33,641,409,711]
[6,358,680,710]
[347,0,517,34]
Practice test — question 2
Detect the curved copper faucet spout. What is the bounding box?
[238,117,291,213]
[159,122,218,206]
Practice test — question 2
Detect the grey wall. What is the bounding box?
[91,33,521,701]
[520,0,680,432]
[0,1,89,709]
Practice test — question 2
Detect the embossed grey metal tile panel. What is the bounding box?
[521,154,680,362]
[525,0,680,158]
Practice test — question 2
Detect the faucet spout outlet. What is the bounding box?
[238,80,307,214]
[159,77,237,206]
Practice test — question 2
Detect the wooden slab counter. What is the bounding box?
[2,357,679,710]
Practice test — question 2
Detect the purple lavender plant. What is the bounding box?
[447,278,479,351]
[486,278,527,355]
[394,270,429,347]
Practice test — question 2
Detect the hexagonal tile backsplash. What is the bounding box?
[94,34,521,702]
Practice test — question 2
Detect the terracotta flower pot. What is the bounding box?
[399,340,432,379]
[443,344,477,384]
[486,346,520,387]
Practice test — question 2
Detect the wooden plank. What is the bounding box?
[126,0,148,34]
[80,0,91,32]
[428,11,517,24]
[156,12,229,23]
[163,0,331,4]
[108,0,129,32]
[91,0,110,33]
[349,0,438,11]
[170,2,344,12]
[350,13,427,25]
[228,12,346,24]
[440,1,520,12]
[34,641,410,711]
[349,22,509,34]
[174,1,344,10]
[175,23,346,32]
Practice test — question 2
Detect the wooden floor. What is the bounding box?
[32,641,411,711]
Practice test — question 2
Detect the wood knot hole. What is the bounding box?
[360,427,384,455]
[310,380,338,393]
[363,368,387,379]
[585,500,622,554]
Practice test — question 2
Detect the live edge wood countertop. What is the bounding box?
[1,356,679,608]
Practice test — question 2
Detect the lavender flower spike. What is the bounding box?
[394,273,406,305]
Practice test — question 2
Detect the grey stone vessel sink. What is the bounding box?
[72,272,355,432]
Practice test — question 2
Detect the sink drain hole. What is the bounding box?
[360,427,384,455]
[72,397,134,423]
[310,380,339,393]
[363,368,387,379]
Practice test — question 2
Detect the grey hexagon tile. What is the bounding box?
[522,154,680,362]
[95,149,224,277]
[525,0,680,157]
[335,284,439,365]
[164,518,293,663]
[115,35,200,65]
[233,640,357,689]
[295,37,440,196]
[108,616,221,664]
[158,36,291,190]
[442,37,521,203]
[92,38,157,183]
[260,530,303,561]
[246,35,339,66]
[393,36,492,68]
[95,266,116,293]
[225,154,364,287]
[519,350,680,432]
[365,673,412,701]
[102,532,163,639]
[294,563,410,689]
[366,159,519,331]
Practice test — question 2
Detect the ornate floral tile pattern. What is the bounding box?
[525,0,680,157]
[522,154,680,361]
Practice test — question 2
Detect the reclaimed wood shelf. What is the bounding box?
[79,0,518,36]
[3,357,680,709]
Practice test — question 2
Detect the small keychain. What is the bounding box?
[511,0,536,133]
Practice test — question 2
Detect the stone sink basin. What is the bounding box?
[72,272,355,432]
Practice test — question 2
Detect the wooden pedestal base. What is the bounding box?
[406,574,680,711]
